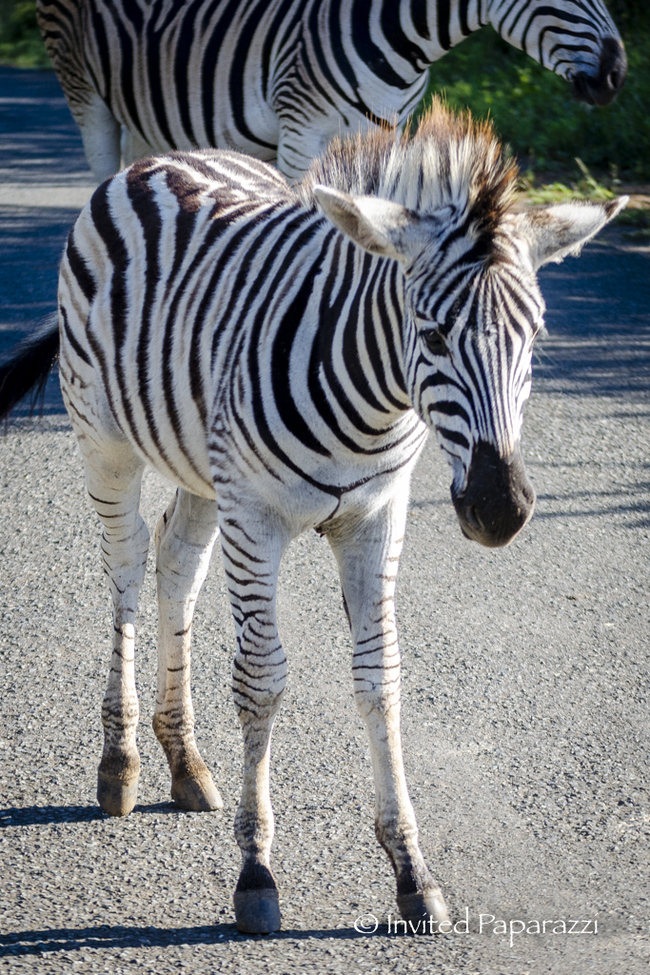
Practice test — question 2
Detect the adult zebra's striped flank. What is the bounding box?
[36,0,627,181]
[0,104,625,933]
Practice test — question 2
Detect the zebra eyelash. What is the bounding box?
[526,319,547,351]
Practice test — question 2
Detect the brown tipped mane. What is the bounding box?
[298,100,518,243]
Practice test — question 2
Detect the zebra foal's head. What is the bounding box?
[488,0,627,106]
[311,105,625,547]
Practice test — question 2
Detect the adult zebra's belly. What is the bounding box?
[88,1,282,162]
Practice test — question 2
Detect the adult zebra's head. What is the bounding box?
[488,0,627,106]
[313,108,626,547]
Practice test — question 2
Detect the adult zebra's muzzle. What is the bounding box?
[571,37,627,107]
[451,441,536,548]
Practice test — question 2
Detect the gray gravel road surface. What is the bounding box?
[0,66,649,974]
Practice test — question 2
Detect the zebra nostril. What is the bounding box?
[465,505,484,533]
[608,69,621,91]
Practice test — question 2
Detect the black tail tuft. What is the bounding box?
[0,316,60,423]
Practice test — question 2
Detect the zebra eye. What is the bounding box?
[421,328,448,356]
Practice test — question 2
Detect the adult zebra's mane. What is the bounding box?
[299,101,518,242]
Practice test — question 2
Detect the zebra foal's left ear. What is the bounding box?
[313,185,418,262]
[515,197,628,269]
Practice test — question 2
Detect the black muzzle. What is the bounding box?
[571,37,627,107]
[451,441,536,548]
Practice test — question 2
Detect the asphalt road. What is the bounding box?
[0,66,649,975]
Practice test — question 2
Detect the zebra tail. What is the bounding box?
[0,314,60,422]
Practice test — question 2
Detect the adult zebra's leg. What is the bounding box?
[327,491,450,930]
[82,444,150,817]
[77,90,122,183]
[121,127,156,169]
[153,488,222,812]
[220,504,289,934]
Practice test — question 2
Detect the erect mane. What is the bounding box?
[298,100,518,239]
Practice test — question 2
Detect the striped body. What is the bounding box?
[62,152,424,519]
[37,0,626,180]
[2,106,624,932]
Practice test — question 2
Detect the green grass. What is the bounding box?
[517,161,616,205]
[0,1,50,68]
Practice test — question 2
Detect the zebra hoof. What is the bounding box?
[172,772,223,812]
[97,769,139,817]
[396,888,450,933]
[234,888,281,934]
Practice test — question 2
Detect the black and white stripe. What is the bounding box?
[37,0,627,181]
[0,104,625,933]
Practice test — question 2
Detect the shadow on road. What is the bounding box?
[0,804,102,827]
[535,243,650,402]
[533,481,650,528]
[0,922,375,957]
[0,801,221,828]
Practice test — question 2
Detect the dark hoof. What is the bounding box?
[97,769,139,817]
[234,888,281,934]
[396,888,450,933]
[172,773,223,812]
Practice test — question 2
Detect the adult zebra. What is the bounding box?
[0,104,624,933]
[36,0,627,181]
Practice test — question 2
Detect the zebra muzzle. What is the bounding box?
[451,441,536,548]
[571,37,627,107]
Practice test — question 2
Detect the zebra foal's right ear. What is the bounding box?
[313,185,415,262]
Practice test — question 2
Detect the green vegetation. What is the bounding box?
[0,0,648,180]
[518,158,616,205]
[0,0,50,68]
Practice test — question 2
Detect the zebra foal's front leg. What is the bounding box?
[219,505,289,934]
[153,488,222,811]
[327,492,450,930]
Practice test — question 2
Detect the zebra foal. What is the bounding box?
[0,104,624,933]
[37,0,627,181]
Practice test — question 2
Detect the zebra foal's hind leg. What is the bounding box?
[153,488,222,811]
[327,489,450,930]
[80,441,150,817]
